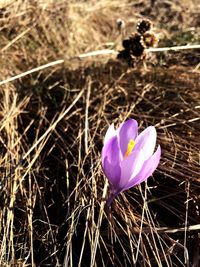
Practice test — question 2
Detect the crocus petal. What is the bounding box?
[102,133,116,168]
[119,147,145,189]
[102,136,121,188]
[104,158,121,189]
[118,119,138,155]
[123,145,161,191]
[135,126,157,161]
[104,123,116,144]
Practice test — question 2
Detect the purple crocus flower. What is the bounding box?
[102,119,161,207]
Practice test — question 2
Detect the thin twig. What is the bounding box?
[85,78,91,155]
[134,224,200,234]
[1,44,200,86]
[77,44,200,58]
[184,181,190,267]
[90,180,108,267]
[147,44,200,52]
[1,27,31,52]
[0,59,64,86]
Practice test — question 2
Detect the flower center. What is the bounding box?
[124,139,135,158]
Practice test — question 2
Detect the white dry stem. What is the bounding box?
[90,180,108,267]
[1,44,200,86]
[85,79,91,155]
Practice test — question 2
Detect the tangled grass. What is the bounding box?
[0,0,200,266]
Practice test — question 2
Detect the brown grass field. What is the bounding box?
[0,0,200,266]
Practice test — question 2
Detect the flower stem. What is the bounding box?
[106,192,115,209]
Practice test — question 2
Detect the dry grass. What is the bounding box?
[0,0,200,266]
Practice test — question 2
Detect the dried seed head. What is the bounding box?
[142,31,159,48]
[137,19,152,34]
[116,18,125,33]
[117,49,130,60]
[117,50,135,67]
[122,39,131,50]
[117,19,157,66]
[129,33,145,57]
[130,32,141,42]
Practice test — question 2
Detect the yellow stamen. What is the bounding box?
[124,139,135,158]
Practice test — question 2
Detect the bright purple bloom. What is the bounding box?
[102,119,161,206]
